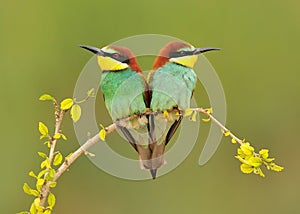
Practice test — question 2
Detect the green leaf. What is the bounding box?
[46,168,56,181]
[53,153,63,166]
[240,164,254,174]
[259,149,269,159]
[39,122,48,136]
[201,118,210,122]
[60,98,73,110]
[190,112,197,122]
[53,133,61,139]
[99,129,106,141]
[240,143,254,156]
[29,171,37,179]
[270,163,284,172]
[30,202,37,214]
[65,152,73,159]
[23,183,39,196]
[43,209,51,214]
[37,169,48,179]
[223,130,230,137]
[70,104,81,122]
[87,88,95,97]
[36,179,45,189]
[44,141,51,148]
[85,151,96,157]
[49,182,57,188]
[33,197,43,211]
[40,158,51,169]
[248,156,263,167]
[48,193,56,208]
[38,152,47,159]
[39,94,54,101]
[206,107,213,114]
[61,134,67,140]
[183,108,193,117]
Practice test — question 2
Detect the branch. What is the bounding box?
[54,123,116,181]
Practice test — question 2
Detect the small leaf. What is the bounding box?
[248,156,263,167]
[184,108,193,117]
[163,110,169,118]
[259,149,269,159]
[240,164,254,174]
[48,193,56,208]
[53,153,63,166]
[33,197,43,211]
[60,98,73,110]
[70,104,81,122]
[46,169,56,181]
[39,94,54,101]
[39,122,48,136]
[40,158,51,169]
[29,171,37,179]
[270,163,284,172]
[49,182,57,188]
[87,88,95,97]
[38,152,47,159]
[223,130,230,137]
[37,169,48,179]
[36,179,44,192]
[43,141,51,148]
[53,133,61,139]
[23,183,38,196]
[61,134,67,140]
[44,210,51,214]
[191,112,197,122]
[85,151,95,157]
[30,202,37,214]
[99,129,106,141]
[65,152,73,159]
[201,118,210,122]
[206,107,213,114]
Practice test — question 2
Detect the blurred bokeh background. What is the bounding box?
[1,0,299,213]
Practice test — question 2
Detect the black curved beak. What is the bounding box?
[80,45,104,56]
[193,47,221,55]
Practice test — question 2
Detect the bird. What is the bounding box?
[80,44,153,175]
[147,41,220,178]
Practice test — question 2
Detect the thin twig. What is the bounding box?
[193,108,245,146]
[53,123,116,181]
[39,110,65,205]
[39,107,243,206]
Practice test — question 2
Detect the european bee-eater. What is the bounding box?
[148,41,220,177]
[80,45,153,173]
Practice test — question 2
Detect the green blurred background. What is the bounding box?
[1,0,299,213]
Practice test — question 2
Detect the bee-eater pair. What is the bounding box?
[80,41,219,179]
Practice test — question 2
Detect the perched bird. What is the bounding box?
[80,45,153,173]
[148,41,220,177]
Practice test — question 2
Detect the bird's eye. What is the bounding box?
[179,51,186,56]
[112,53,120,59]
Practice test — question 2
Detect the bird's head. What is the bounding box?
[153,41,220,69]
[80,45,142,73]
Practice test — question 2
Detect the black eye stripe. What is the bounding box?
[169,51,194,58]
[102,52,129,63]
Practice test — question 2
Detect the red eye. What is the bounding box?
[180,51,186,56]
[113,53,120,59]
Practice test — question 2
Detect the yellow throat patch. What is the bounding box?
[169,55,198,68]
[97,55,128,71]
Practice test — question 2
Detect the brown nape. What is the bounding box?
[108,45,142,73]
[152,41,191,69]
